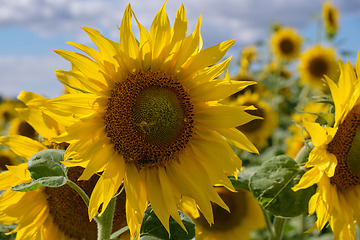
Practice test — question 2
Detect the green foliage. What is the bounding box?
[27,149,67,179]
[249,155,315,218]
[11,176,67,192]
[140,208,195,240]
[11,149,68,192]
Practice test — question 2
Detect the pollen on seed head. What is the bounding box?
[104,71,194,169]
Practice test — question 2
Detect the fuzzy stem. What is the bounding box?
[261,206,275,239]
[97,197,117,240]
[273,217,286,240]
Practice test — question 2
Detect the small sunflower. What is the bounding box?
[322,1,339,39]
[293,50,360,239]
[181,187,265,240]
[0,100,18,123]
[8,117,38,139]
[0,148,20,171]
[298,45,338,89]
[270,27,302,61]
[233,91,278,150]
[0,163,129,240]
[24,3,259,239]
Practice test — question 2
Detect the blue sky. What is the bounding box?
[0,0,359,99]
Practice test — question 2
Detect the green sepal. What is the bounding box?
[140,208,195,240]
[11,176,67,192]
[249,155,315,218]
[27,149,67,180]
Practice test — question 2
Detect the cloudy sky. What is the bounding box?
[0,0,359,99]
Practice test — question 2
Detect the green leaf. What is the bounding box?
[11,176,67,192]
[249,155,315,218]
[140,208,195,240]
[27,149,67,180]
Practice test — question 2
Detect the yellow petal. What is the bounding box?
[218,128,259,154]
[190,72,256,102]
[145,168,171,233]
[120,4,140,60]
[55,50,109,93]
[16,107,65,139]
[0,135,46,160]
[179,39,235,80]
[292,167,323,191]
[150,1,171,63]
[197,105,262,129]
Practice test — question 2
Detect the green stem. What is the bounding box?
[273,217,286,240]
[294,140,314,165]
[66,179,100,223]
[66,179,90,206]
[261,206,275,240]
[97,197,117,240]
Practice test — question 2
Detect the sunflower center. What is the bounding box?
[328,105,360,191]
[236,102,264,133]
[279,38,294,54]
[195,188,246,231]
[44,167,127,240]
[105,71,194,169]
[308,57,328,78]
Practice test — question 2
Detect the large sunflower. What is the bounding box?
[270,27,302,61]
[30,3,260,238]
[322,1,339,38]
[293,50,360,239]
[298,45,338,89]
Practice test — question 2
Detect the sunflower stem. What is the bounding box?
[261,206,275,239]
[273,217,286,240]
[97,197,117,240]
[66,179,90,206]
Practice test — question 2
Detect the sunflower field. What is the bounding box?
[0,1,359,240]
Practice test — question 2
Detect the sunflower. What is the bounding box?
[270,27,302,61]
[0,148,20,171]
[181,187,265,240]
[8,117,38,139]
[233,91,277,150]
[322,1,339,39]
[298,45,338,89]
[293,50,360,239]
[25,3,259,238]
[0,162,129,240]
[0,99,18,123]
